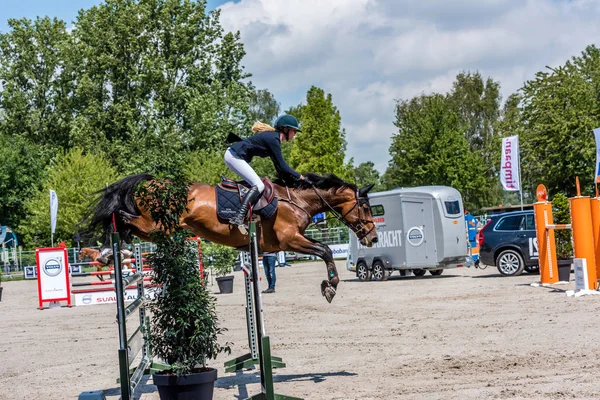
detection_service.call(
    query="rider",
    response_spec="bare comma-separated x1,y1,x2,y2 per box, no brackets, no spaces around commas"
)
224,114,311,227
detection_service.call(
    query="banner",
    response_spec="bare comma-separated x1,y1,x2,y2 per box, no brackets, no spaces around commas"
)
500,135,520,191
594,128,600,182
50,190,58,234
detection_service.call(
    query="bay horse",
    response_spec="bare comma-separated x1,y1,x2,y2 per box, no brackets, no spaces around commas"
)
84,172,378,302
78,247,133,281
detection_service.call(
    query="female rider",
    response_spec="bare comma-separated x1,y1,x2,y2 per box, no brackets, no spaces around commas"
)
224,114,310,227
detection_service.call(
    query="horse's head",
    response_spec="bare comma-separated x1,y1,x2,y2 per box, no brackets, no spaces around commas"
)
336,183,379,247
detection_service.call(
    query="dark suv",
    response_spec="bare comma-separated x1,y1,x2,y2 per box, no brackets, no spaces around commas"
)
479,210,539,276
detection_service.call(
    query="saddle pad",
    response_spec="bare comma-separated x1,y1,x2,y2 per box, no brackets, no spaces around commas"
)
216,186,278,221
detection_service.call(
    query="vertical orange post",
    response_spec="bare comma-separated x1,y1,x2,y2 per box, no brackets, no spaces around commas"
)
570,178,598,289
534,184,559,284
591,183,600,279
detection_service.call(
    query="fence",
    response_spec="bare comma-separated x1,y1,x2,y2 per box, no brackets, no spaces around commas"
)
3,241,157,279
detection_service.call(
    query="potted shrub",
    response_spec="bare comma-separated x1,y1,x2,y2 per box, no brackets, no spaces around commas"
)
553,193,573,282
137,177,231,399
203,241,238,294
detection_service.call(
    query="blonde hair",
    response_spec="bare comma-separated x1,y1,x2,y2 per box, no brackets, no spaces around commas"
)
252,121,276,133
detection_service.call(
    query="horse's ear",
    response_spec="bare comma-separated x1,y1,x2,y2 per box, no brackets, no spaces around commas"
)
359,184,375,197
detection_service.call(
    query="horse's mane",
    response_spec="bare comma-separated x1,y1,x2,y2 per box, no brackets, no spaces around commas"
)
273,172,357,192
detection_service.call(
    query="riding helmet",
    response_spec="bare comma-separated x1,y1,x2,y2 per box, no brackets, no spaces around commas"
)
274,114,302,132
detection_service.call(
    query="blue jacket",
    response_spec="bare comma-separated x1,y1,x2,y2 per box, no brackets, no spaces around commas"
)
230,131,301,180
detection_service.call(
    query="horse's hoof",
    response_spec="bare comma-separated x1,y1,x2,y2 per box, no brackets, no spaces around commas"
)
321,280,336,303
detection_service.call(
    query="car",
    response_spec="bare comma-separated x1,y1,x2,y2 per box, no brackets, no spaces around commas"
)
478,210,539,276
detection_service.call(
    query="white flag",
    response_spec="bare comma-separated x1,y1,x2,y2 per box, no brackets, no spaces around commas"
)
50,190,58,234
500,136,520,191
594,128,600,182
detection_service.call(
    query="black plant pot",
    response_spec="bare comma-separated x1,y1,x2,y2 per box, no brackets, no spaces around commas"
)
216,275,234,294
557,258,572,282
153,368,217,400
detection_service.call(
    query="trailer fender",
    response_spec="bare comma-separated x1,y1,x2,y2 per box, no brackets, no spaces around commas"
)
356,256,374,270
373,256,393,270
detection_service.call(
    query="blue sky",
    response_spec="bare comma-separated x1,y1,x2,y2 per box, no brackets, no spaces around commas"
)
0,0,233,32
2,1,599,174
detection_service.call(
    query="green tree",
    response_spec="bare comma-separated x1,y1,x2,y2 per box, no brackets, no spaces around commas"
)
0,17,73,148
0,134,49,228
248,88,280,124
520,45,600,197
19,148,119,248
69,0,252,174
387,93,489,210
289,86,353,180
353,161,384,192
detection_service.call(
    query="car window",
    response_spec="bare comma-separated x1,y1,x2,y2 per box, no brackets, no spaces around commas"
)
495,215,523,231
525,214,535,230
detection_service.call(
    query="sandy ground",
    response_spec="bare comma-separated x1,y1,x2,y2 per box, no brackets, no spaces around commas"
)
2,262,600,400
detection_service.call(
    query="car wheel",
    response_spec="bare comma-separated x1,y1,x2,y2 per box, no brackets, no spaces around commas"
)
356,261,371,282
372,261,389,281
430,269,443,276
413,269,426,277
496,250,526,276
525,266,539,274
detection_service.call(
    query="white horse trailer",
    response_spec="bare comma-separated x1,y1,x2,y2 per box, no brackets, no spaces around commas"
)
347,186,472,281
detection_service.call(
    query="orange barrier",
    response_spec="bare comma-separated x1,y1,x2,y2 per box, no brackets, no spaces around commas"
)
535,180,599,288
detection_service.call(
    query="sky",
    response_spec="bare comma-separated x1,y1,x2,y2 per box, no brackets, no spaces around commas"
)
2,0,600,173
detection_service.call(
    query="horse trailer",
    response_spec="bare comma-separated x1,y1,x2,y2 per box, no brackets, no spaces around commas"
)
347,186,473,281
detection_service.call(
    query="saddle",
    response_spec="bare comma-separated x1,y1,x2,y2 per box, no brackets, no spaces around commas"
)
215,177,278,221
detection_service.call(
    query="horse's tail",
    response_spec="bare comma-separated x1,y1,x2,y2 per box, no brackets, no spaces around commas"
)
81,173,154,245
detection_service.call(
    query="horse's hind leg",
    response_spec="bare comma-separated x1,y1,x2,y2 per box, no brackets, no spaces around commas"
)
285,233,339,303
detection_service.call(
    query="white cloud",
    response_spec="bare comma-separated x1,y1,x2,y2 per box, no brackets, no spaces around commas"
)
218,0,600,173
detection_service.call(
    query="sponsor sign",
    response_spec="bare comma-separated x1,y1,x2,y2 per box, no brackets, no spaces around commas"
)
528,237,539,259
36,247,71,308
574,258,589,290
328,243,349,259
358,229,402,249
500,135,520,191
406,226,424,247
73,287,160,307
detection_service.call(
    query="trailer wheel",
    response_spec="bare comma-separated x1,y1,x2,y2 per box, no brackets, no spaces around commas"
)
356,261,371,282
372,261,389,281
430,269,443,276
412,269,426,277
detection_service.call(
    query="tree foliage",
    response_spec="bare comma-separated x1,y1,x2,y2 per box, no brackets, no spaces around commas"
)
289,86,353,180
520,45,600,197
387,92,490,210
18,148,119,247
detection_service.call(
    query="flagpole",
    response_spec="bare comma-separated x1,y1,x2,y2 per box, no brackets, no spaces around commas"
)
518,139,523,211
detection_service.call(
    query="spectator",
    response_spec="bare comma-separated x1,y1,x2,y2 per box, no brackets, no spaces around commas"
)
262,252,277,294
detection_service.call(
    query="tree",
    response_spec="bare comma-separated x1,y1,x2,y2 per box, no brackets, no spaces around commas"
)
387,93,489,210
69,0,252,174
0,134,49,228
18,148,119,248
520,45,600,197
248,88,280,124
354,161,384,192
0,17,73,148
289,86,353,180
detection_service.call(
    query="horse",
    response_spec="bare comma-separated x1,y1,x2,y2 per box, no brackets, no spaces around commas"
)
83,172,379,302
78,247,133,281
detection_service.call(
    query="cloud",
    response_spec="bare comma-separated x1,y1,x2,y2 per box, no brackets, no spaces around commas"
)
218,0,600,173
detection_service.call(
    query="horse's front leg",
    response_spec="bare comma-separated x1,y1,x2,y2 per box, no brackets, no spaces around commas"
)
286,233,339,303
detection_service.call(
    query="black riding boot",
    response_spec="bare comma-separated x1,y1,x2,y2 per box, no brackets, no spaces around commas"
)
229,186,261,226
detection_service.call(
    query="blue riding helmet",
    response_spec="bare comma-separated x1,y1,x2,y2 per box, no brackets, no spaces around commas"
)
274,114,301,132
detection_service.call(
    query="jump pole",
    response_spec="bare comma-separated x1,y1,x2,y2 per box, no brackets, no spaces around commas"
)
244,219,303,400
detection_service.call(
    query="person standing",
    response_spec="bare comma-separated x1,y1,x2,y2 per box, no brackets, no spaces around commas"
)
262,252,277,293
